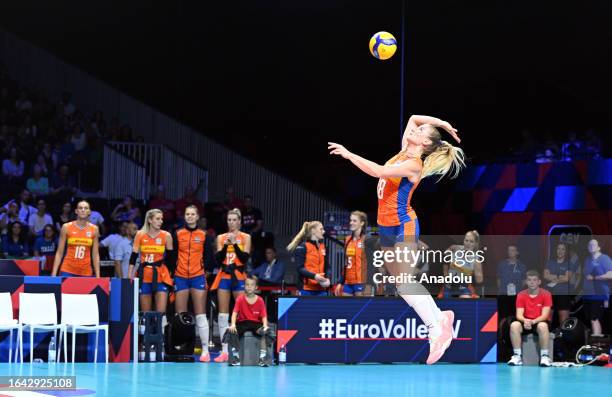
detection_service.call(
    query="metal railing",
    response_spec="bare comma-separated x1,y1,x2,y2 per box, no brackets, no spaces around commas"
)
104,142,208,202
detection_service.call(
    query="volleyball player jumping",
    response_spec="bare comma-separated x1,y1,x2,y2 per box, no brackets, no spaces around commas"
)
329,114,465,364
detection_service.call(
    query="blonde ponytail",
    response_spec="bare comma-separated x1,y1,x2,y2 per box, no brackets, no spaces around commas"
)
287,221,322,252
422,139,465,181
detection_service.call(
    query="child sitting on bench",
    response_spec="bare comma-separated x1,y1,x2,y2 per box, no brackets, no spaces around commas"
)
226,276,271,366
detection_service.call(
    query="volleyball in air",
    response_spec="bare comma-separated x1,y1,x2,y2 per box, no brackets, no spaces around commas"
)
369,31,397,60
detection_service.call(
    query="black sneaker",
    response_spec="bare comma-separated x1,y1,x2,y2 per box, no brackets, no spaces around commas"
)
258,356,269,367
229,355,241,366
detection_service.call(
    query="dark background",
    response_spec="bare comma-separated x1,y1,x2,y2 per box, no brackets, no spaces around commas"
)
1,0,610,211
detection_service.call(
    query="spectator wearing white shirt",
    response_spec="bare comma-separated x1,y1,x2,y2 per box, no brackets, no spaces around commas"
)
28,199,53,237
70,123,87,152
100,221,137,278
3,189,37,225
0,201,20,235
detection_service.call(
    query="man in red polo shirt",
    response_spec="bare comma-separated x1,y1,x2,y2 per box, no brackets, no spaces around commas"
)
508,270,553,367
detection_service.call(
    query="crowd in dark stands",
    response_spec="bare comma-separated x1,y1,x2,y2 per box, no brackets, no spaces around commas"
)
0,63,280,281
512,129,606,163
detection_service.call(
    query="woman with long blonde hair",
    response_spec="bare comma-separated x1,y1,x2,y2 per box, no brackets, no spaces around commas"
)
129,208,174,314
288,220,330,296
329,114,465,364
210,208,251,363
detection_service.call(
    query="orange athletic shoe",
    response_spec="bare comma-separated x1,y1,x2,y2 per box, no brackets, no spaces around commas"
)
426,310,454,365
214,352,228,363
199,353,210,363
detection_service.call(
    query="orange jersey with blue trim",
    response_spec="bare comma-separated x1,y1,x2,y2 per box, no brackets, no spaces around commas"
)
344,235,366,284
376,153,421,226
134,230,172,285
61,222,96,276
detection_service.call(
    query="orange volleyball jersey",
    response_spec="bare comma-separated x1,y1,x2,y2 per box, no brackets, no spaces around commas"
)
303,241,326,291
175,227,207,278
376,153,421,226
61,221,96,276
344,235,366,284
134,230,171,284
220,232,249,267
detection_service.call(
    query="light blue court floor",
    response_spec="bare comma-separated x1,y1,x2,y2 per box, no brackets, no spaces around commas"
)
0,363,611,397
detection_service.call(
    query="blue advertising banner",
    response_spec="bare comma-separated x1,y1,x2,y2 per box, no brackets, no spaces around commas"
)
277,297,497,363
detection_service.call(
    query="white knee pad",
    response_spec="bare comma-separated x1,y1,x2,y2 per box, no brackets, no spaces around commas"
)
218,313,229,326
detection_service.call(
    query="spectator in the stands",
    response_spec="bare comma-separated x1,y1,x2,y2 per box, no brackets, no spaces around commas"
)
242,195,269,266
562,132,584,161
174,185,204,218
50,164,77,199
91,110,106,137
70,123,87,152
40,142,58,172
250,247,285,286
223,186,244,212
88,208,106,237
55,201,75,231
58,135,75,165
242,196,263,234
101,221,136,278
59,91,76,116
149,185,175,227
111,195,141,226
2,221,30,259
26,164,49,197
0,201,20,235
27,199,53,238
2,146,24,182
34,154,50,177
2,189,37,225
34,224,57,275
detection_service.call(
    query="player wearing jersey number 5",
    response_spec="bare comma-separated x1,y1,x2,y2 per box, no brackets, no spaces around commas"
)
51,200,100,278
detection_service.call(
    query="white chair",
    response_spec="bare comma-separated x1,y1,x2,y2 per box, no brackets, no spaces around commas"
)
0,292,20,363
60,294,108,363
18,293,66,363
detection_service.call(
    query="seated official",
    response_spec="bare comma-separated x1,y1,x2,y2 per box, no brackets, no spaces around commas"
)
507,271,553,367
226,276,272,367
250,247,285,285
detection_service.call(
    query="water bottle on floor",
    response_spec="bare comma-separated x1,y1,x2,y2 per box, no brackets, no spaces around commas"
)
279,345,286,365
48,336,57,363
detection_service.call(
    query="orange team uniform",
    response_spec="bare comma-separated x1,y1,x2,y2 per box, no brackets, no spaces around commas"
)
344,235,367,285
60,222,96,276
377,153,421,245
210,232,249,290
174,227,207,278
134,231,173,287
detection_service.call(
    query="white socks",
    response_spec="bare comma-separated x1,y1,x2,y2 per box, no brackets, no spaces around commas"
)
196,314,209,354
399,293,442,338
218,313,229,354
513,348,522,356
